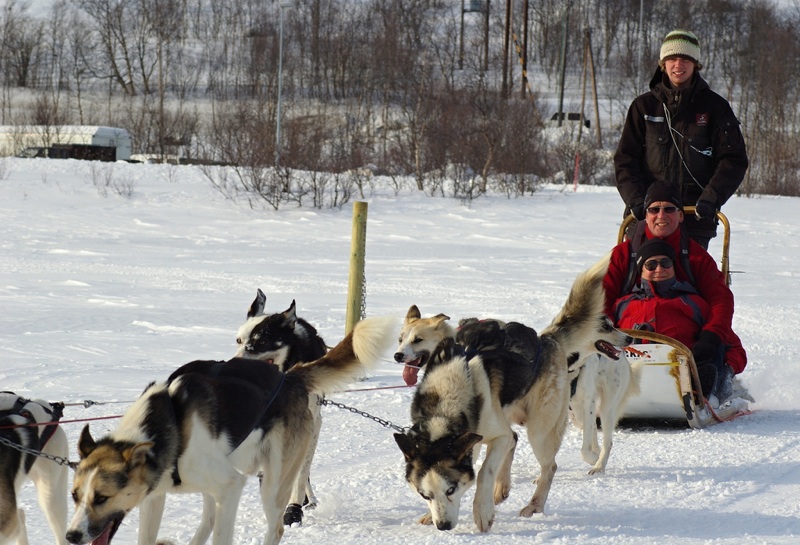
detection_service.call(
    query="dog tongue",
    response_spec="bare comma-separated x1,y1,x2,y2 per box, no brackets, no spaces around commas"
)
402,363,421,386
91,523,113,545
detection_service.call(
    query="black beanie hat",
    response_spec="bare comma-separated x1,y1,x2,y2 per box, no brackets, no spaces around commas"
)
636,238,677,271
644,181,683,209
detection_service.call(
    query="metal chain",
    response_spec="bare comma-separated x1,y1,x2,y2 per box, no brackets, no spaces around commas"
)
360,272,367,320
320,398,408,434
0,435,76,469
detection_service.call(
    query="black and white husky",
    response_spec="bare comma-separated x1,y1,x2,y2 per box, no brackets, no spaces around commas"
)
394,260,632,532
234,290,327,525
65,315,395,545
0,392,69,545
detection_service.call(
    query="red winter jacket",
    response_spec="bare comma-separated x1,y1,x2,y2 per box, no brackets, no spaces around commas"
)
603,226,735,348
614,279,746,373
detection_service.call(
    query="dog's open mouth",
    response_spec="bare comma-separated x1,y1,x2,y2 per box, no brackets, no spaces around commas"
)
406,356,423,369
595,340,622,360
91,516,122,545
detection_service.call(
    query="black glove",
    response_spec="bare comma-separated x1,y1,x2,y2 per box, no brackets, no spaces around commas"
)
695,200,716,220
631,203,645,221
692,330,724,366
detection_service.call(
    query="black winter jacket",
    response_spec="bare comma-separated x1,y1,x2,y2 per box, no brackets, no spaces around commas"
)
614,67,748,239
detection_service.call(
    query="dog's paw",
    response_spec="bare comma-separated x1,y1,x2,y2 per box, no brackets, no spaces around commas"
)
474,508,495,533
417,512,433,525
303,494,318,510
588,465,606,476
283,503,304,526
519,499,545,517
493,482,511,504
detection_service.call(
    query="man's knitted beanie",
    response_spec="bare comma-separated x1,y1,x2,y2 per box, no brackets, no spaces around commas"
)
659,30,701,64
644,181,683,209
636,238,677,271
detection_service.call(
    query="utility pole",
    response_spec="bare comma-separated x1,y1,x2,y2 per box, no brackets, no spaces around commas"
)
275,1,291,167
483,1,490,72
556,1,570,127
521,0,528,98
459,0,465,70
501,0,511,98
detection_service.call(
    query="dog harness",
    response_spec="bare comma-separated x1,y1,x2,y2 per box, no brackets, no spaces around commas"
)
0,392,64,472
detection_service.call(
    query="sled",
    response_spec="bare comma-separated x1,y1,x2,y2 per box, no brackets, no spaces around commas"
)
616,208,751,428
620,329,750,428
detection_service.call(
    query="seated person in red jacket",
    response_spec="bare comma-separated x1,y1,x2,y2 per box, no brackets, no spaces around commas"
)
614,238,745,406
603,181,737,368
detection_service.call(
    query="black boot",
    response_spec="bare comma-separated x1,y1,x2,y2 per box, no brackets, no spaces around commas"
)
713,365,734,404
696,363,717,399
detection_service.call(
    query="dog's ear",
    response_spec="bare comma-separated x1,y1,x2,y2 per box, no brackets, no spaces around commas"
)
282,300,298,329
394,433,417,461
405,305,421,323
122,442,155,469
453,432,483,464
247,289,267,318
432,313,451,328
77,424,97,459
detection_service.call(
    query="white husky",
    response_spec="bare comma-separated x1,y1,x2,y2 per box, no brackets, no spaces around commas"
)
569,354,642,474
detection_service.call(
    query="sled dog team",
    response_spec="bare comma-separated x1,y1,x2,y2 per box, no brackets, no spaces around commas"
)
3,260,640,545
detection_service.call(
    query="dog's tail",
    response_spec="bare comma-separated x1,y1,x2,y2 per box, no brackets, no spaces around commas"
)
289,315,396,395
628,360,644,398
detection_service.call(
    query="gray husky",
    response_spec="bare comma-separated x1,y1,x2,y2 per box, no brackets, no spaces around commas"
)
394,259,632,532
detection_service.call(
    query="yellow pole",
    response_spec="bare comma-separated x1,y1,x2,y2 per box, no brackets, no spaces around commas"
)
345,201,368,335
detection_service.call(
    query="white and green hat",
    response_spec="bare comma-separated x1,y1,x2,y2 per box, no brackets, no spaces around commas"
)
659,30,700,63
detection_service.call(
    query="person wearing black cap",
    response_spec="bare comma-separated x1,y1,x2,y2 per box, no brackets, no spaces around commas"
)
614,29,748,249
613,238,746,404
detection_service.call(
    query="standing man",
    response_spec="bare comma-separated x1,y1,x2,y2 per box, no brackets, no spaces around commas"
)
614,29,748,248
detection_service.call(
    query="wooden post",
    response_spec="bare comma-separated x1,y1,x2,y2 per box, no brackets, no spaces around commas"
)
578,27,589,143
345,201,368,335
586,27,603,146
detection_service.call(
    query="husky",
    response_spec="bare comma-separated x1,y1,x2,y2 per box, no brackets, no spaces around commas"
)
393,259,632,532
393,306,455,386
234,290,327,525
65,316,395,545
568,353,642,475
0,392,69,545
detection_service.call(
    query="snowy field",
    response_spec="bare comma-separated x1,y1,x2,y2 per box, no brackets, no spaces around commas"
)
1,157,799,545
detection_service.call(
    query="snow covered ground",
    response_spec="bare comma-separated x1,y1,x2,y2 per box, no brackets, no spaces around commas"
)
1,157,798,544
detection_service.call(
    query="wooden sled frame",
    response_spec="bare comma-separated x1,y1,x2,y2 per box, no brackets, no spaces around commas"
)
617,209,749,427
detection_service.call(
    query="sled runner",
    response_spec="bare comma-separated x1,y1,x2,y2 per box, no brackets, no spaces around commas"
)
616,208,751,428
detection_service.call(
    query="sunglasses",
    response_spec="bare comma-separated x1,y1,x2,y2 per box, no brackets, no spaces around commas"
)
646,206,680,215
643,258,674,271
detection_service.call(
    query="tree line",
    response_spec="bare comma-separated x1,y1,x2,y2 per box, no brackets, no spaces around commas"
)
1,0,798,207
